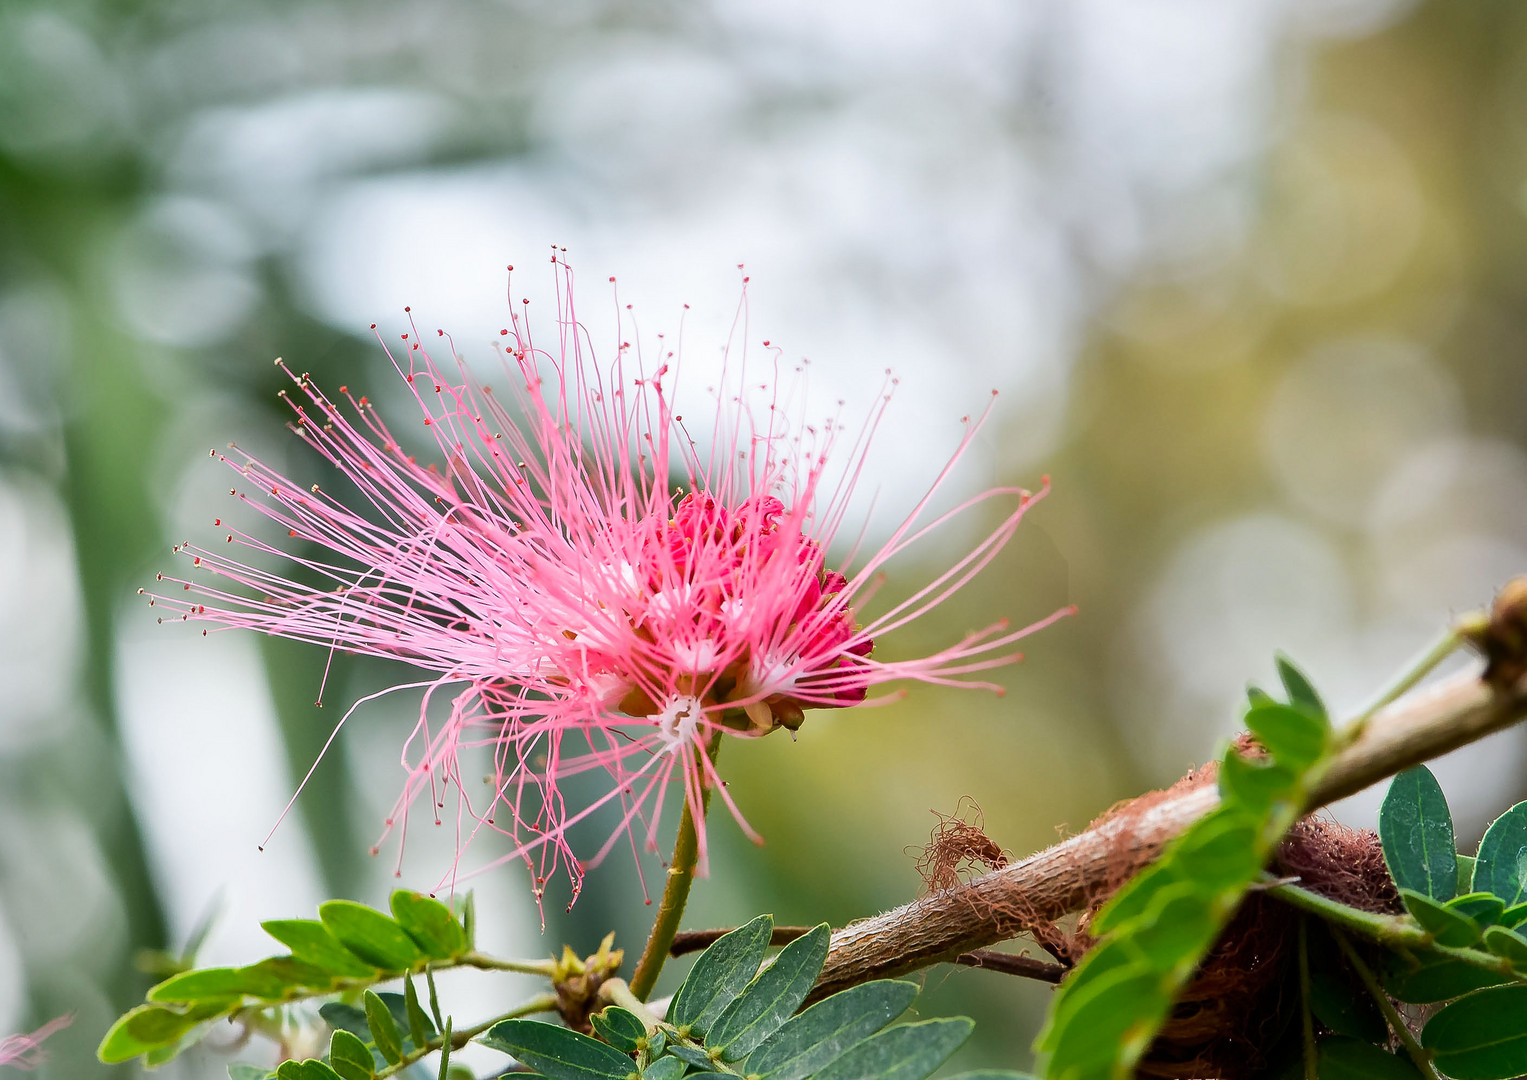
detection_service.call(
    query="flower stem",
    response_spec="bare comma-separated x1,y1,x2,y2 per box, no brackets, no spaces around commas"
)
630,735,723,1001
1331,928,1442,1080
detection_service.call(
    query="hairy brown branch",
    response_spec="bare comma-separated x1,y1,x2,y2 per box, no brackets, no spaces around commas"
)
669,926,814,957
809,664,1527,1002
955,949,1068,983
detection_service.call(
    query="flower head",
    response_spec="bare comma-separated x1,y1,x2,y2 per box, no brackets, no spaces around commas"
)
146,261,1069,908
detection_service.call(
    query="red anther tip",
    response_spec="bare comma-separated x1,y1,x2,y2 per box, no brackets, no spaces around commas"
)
507,264,514,270
500,329,509,335
609,276,615,282
370,846,380,856
763,340,770,346
1041,474,1051,484
401,333,408,340
404,306,411,312
257,846,264,852
437,329,443,336
338,386,347,393
370,323,377,329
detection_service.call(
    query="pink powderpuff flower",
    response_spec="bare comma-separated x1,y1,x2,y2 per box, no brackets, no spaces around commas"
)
144,260,1071,910
0,1015,72,1070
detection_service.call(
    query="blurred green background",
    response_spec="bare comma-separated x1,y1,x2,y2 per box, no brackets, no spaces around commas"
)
4,0,1527,1075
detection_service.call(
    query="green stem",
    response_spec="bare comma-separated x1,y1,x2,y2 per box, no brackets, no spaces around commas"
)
1345,617,1487,735
1298,918,1318,1080
596,977,664,1032
1331,928,1442,1080
1267,882,1519,978
459,951,559,976
629,736,723,1001
375,992,559,1079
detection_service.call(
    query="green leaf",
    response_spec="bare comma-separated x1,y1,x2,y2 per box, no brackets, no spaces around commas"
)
1091,810,1257,935
1316,1037,1424,1080
668,914,773,1036
1246,684,1278,709
1121,883,1223,975
149,965,288,1003
262,919,378,978
1501,902,1527,929
1219,753,1299,815
1384,949,1512,1003
437,1016,452,1080
1040,967,1168,1079
1459,854,1478,895
97,1004,202,1063
478,1018,639,1080
1308,972,1387,1043
943,1074,1041,1080
1482,925,1527,967
320,1002,372,1044
810,1018,973,1080
666,1044,720,1071
276,1062,344,1080
1448,892,1507,926
390,891,467,960
244,955,339,991
229,1066,274,1080
642,1058,686,1080
364,989,405,1065
329,1028,377,1080
1401,889,1482,946
1243,702,1329,770
404,974,433,1052
1379,766,1458,902
1475,802,1527,908
320,900,424,972
1276,654,1327,720
745,979,920,1080
590,1007,646,1053
1423,984,1527,1079
708,924,831,1060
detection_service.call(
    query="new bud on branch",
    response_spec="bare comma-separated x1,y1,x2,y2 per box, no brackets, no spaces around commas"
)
145,260,1069,906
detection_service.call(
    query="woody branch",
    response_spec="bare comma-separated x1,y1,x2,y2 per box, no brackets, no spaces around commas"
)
808,660,1527,1003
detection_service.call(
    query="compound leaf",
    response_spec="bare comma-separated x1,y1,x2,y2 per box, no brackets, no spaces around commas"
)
746,979,920,1080
811,1018,973,1080
668,914,773,1037
320,901,423,972
478,1018,636,1080
708,923,830,1060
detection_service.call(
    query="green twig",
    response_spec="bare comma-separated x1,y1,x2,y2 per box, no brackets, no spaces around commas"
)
1298,918,1318,1080
459,951,559,976
1331,928,1442,1080
629,735,723,1001
376,993,558,1079
1267,881,1519,978
1344,617,1488,736
596,977,664,1032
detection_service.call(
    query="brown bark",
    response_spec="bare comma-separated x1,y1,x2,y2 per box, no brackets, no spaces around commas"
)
809,665,1527,1002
